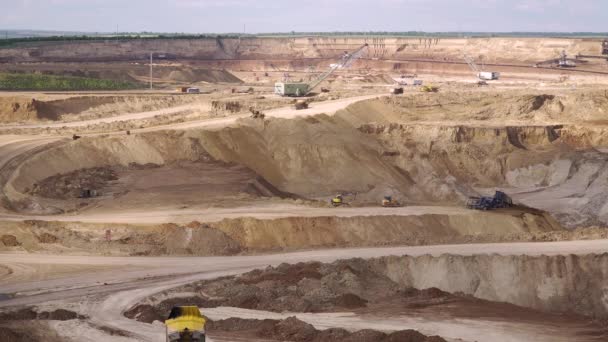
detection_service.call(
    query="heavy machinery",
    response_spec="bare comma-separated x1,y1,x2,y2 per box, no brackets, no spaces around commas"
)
331,194,347,207
535,50,577,68
420,84,439,93
274,44,368,97
381,196,402,207
249,107,265,119
79,189,98,198
463,53,500,83
466,191,513,210
165,306,206,342
390,87,404,95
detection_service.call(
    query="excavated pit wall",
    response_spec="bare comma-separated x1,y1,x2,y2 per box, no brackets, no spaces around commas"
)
0,37,602,63
373,253,608,318
6,113,608,209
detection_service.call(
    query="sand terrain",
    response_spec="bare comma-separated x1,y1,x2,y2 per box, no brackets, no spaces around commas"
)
1,36,608,342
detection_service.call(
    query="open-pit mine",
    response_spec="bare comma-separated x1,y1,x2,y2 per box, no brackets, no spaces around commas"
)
1,35,608,342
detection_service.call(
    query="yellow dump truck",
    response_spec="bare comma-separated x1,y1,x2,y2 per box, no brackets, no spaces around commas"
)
165,306,206,342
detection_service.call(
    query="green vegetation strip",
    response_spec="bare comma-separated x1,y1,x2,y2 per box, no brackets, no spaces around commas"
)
0,73,138,91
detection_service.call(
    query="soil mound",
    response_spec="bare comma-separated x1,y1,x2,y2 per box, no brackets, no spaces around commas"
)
138,254,608,321
137,260,454,315
207,317,447,342
0,235,20,247
0,308,82,321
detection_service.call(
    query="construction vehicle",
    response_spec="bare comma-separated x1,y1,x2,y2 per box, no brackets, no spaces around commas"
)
463,53,500,82
420,84,439,93
165,306,206,342
466,191,513,210
79,189,98,198
275,44,368,97
249,107,265,119
331,194,346,207
294,99,309,110
535,50,577,68
390,87,404,95
381,196,402,207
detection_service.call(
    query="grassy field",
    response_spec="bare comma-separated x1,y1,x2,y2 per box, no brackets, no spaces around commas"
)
0,73,138,91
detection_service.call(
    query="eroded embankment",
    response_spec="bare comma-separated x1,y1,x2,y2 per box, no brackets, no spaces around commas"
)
342,90,608,124
131,254,608,321
0,210,571,255
0,95,205,123
375,253,608,318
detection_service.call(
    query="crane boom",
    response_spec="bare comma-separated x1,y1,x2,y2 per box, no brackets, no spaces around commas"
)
305,44,368,95
274,44,368,97
463,53,480,73
463,52,500,81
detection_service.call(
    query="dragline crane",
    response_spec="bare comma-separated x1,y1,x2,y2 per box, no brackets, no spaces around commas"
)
463,53,500,82
274,44,368,97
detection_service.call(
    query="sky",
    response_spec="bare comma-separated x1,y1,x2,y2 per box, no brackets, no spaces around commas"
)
0,0,606,33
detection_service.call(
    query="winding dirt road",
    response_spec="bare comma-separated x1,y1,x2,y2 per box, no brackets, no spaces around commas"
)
2,239,608,341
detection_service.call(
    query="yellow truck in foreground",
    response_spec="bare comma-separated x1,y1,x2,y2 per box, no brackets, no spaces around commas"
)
165,306,206,342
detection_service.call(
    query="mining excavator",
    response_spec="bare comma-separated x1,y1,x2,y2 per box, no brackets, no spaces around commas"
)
165,306,206,342
466,191,513,210
275,44,368,97
331,192,358,207
381,196,402,207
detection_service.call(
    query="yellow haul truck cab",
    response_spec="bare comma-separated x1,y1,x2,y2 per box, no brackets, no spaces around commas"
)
165,306,206,342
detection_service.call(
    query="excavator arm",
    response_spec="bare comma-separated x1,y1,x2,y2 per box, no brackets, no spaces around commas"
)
304,44,368,95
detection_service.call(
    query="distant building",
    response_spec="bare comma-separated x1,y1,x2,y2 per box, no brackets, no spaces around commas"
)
603,40,608,55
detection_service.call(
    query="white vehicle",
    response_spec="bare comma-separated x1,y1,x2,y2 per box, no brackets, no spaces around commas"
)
186,87,200,94
478,71,500,81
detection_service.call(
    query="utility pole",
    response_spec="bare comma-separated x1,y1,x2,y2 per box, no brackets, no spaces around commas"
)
149,52,153,90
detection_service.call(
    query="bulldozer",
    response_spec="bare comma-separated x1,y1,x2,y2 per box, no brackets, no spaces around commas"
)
420,84,439,93
249,107,265,119
165,306,206,342
381,196,402,207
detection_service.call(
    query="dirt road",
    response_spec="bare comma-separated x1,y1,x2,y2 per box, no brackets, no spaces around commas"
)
0,204,473,224
0,94,380,131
